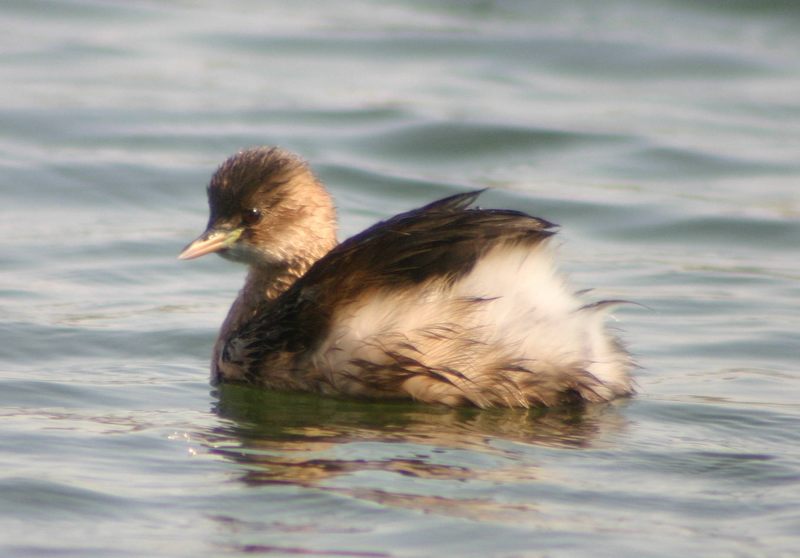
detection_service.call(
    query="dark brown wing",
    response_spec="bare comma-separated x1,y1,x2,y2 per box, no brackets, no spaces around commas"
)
301,189,556,290
228,190,556,372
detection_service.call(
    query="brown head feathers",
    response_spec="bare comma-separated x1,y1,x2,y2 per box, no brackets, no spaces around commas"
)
206,147,312,225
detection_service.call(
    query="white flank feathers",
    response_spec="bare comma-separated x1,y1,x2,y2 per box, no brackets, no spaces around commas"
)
311,241,632,407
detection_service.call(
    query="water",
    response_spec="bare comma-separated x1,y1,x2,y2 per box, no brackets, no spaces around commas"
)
2,1,799,556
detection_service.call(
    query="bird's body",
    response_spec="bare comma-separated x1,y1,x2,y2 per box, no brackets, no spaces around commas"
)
180,147,633,408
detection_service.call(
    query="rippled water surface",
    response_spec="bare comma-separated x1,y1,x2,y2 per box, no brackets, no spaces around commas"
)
2,1,799,556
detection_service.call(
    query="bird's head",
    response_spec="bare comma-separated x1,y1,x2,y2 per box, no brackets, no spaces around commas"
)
179,147,337,269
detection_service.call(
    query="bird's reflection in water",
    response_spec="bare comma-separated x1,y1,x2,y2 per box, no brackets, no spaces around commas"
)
206,385,628,521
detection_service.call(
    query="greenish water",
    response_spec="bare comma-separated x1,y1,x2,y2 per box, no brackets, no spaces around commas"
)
2,1,799,556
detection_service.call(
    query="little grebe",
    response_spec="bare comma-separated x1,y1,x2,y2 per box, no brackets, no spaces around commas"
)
180,147,634,407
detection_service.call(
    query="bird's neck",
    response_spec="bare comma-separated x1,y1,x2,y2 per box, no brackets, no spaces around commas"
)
221,241,335,331
239,257,319,318
249,263,297,302
211,254,328,376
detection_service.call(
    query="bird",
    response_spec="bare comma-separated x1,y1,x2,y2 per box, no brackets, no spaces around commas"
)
179,147,634,408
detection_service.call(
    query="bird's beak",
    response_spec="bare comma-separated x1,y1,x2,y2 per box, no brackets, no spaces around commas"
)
178,227,244,260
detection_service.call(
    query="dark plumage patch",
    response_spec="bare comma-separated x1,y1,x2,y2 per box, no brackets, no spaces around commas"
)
298,190,556,291
206,147,307,224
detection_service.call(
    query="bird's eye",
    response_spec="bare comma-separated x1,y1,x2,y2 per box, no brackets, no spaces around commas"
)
241,207,261,226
